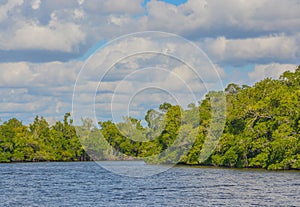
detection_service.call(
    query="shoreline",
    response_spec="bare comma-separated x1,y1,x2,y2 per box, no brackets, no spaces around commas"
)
1,160,299,172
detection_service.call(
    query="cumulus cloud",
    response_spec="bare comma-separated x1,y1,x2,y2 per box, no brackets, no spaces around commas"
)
204,34,299,64
82,0,144,14
1,0,300,122
1,0,299,63
0,62,33,87
0,61,83,122
72,33,226,124
0,0,23,22
31,0,41,10
0,61,81,87
0,19,86,52
148,0,300,37
248,63,298,82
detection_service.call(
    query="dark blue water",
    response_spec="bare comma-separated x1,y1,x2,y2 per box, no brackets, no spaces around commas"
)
0,161,299,207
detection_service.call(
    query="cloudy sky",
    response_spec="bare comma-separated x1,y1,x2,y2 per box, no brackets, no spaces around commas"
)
1,0,300,124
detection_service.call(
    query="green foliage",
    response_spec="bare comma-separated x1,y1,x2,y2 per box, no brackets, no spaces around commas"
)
99,104,183,161
211,66,300,170
0,113,87,162
1,66,300,170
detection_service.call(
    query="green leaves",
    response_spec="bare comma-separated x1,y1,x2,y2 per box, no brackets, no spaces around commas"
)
0,113,86,162
1,66,300,170
213,66,300,170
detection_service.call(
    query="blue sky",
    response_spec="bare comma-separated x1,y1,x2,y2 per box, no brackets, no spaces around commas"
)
0,0,299,124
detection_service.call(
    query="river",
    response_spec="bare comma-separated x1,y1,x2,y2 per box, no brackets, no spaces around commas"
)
0,161,299,206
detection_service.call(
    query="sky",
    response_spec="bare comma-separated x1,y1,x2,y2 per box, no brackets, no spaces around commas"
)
0,0,300,124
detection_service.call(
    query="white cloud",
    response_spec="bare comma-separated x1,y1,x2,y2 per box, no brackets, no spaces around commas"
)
1,0,299,64
1,102,40,113
248,63,298,82
145,0,208,33
204,34,299,63
71,32,226,123
0,62,33,86
1,0,300,122
0,19,85,52
0,61,82,87
31,0,41,10
0,94,56,120
82,0,144,14
0,0,23,22
33,61,82,85
0,61,83,122
77,0,85,6
73,9,85,20
145,0,300,37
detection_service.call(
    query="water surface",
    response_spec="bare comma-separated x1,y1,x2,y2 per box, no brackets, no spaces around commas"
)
0,161,299,206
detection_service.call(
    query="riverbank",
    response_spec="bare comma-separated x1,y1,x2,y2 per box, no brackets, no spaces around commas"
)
2,159,299,172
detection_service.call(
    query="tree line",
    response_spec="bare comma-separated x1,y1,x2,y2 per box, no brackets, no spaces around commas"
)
0,113,90,162
1,66,300,170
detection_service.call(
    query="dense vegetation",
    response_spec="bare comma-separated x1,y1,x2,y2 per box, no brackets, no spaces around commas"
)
0,113,89,162
1,67,300,170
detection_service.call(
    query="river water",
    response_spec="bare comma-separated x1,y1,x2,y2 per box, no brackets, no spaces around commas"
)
0,161,299,206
